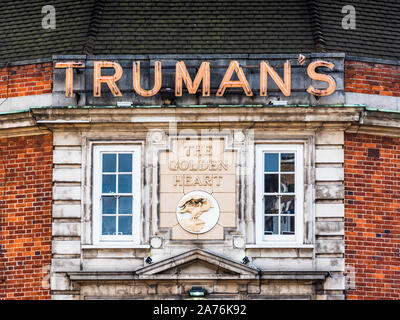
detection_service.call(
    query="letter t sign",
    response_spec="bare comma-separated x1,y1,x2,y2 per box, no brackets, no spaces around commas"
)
55,62,85,97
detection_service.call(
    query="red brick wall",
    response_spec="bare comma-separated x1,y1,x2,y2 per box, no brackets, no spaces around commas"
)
0,134,53,300
344,133,400,300
345,60,400,97
0,63,52,99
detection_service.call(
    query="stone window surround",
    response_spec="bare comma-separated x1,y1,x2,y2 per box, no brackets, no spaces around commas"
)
254,143,304,244
92,144,142,244
82,139,147,248
249,135,314,248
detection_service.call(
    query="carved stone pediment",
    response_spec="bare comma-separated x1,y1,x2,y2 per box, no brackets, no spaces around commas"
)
135,248,259,280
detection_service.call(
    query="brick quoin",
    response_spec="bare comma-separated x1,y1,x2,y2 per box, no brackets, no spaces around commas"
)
345,60,400,97
0,63,52,99
345,133,400,300
0,134,52,300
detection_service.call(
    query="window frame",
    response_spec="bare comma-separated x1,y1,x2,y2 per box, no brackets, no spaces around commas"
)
255,144,304,245
92,144,141,244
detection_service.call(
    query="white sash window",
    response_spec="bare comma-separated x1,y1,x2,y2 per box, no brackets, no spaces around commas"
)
92,145,141,244
255,144,304,244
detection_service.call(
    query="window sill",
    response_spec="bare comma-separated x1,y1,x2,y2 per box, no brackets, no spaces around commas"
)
246,244,314,249
82,244,150,249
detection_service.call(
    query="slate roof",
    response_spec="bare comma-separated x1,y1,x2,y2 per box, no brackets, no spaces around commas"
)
316,0,400,61
1,0,399,63
92,0,315,54
0,0,94,62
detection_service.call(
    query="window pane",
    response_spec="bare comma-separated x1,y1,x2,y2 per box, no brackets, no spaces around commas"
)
281,196,295,214
119,196,132,214
264,153,279,172
102,174,116,193
281,215,295,235
102,216,116,235
103,154,116,172
119,154,132,172
102,196,116,214
281,174,295,193
118,216,132,235
264,196,279,215
118,174,132,193
281,153,295,172
264,174,278,193
265,216,279,235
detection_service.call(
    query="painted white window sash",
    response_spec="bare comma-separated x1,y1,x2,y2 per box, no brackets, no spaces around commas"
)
255,144,304,245
92,145,141,244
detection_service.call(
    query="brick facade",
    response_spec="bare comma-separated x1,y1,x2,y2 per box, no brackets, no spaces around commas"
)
0,134,53,300
0,63,52,99
344,133,400,300
345,60,400,97
0,59,399,299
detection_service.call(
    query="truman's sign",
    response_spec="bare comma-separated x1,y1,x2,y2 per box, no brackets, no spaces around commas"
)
52,54,345,106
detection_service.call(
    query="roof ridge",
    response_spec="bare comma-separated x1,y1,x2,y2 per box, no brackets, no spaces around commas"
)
307,0,326,53
83,0,106,55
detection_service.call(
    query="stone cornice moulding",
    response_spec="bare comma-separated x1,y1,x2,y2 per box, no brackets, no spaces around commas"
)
30,106,361,129
346,125,400,137
66,270,329,282
1,107,400,138
0,111,51,137
66,248,328,282
135,248,260,277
